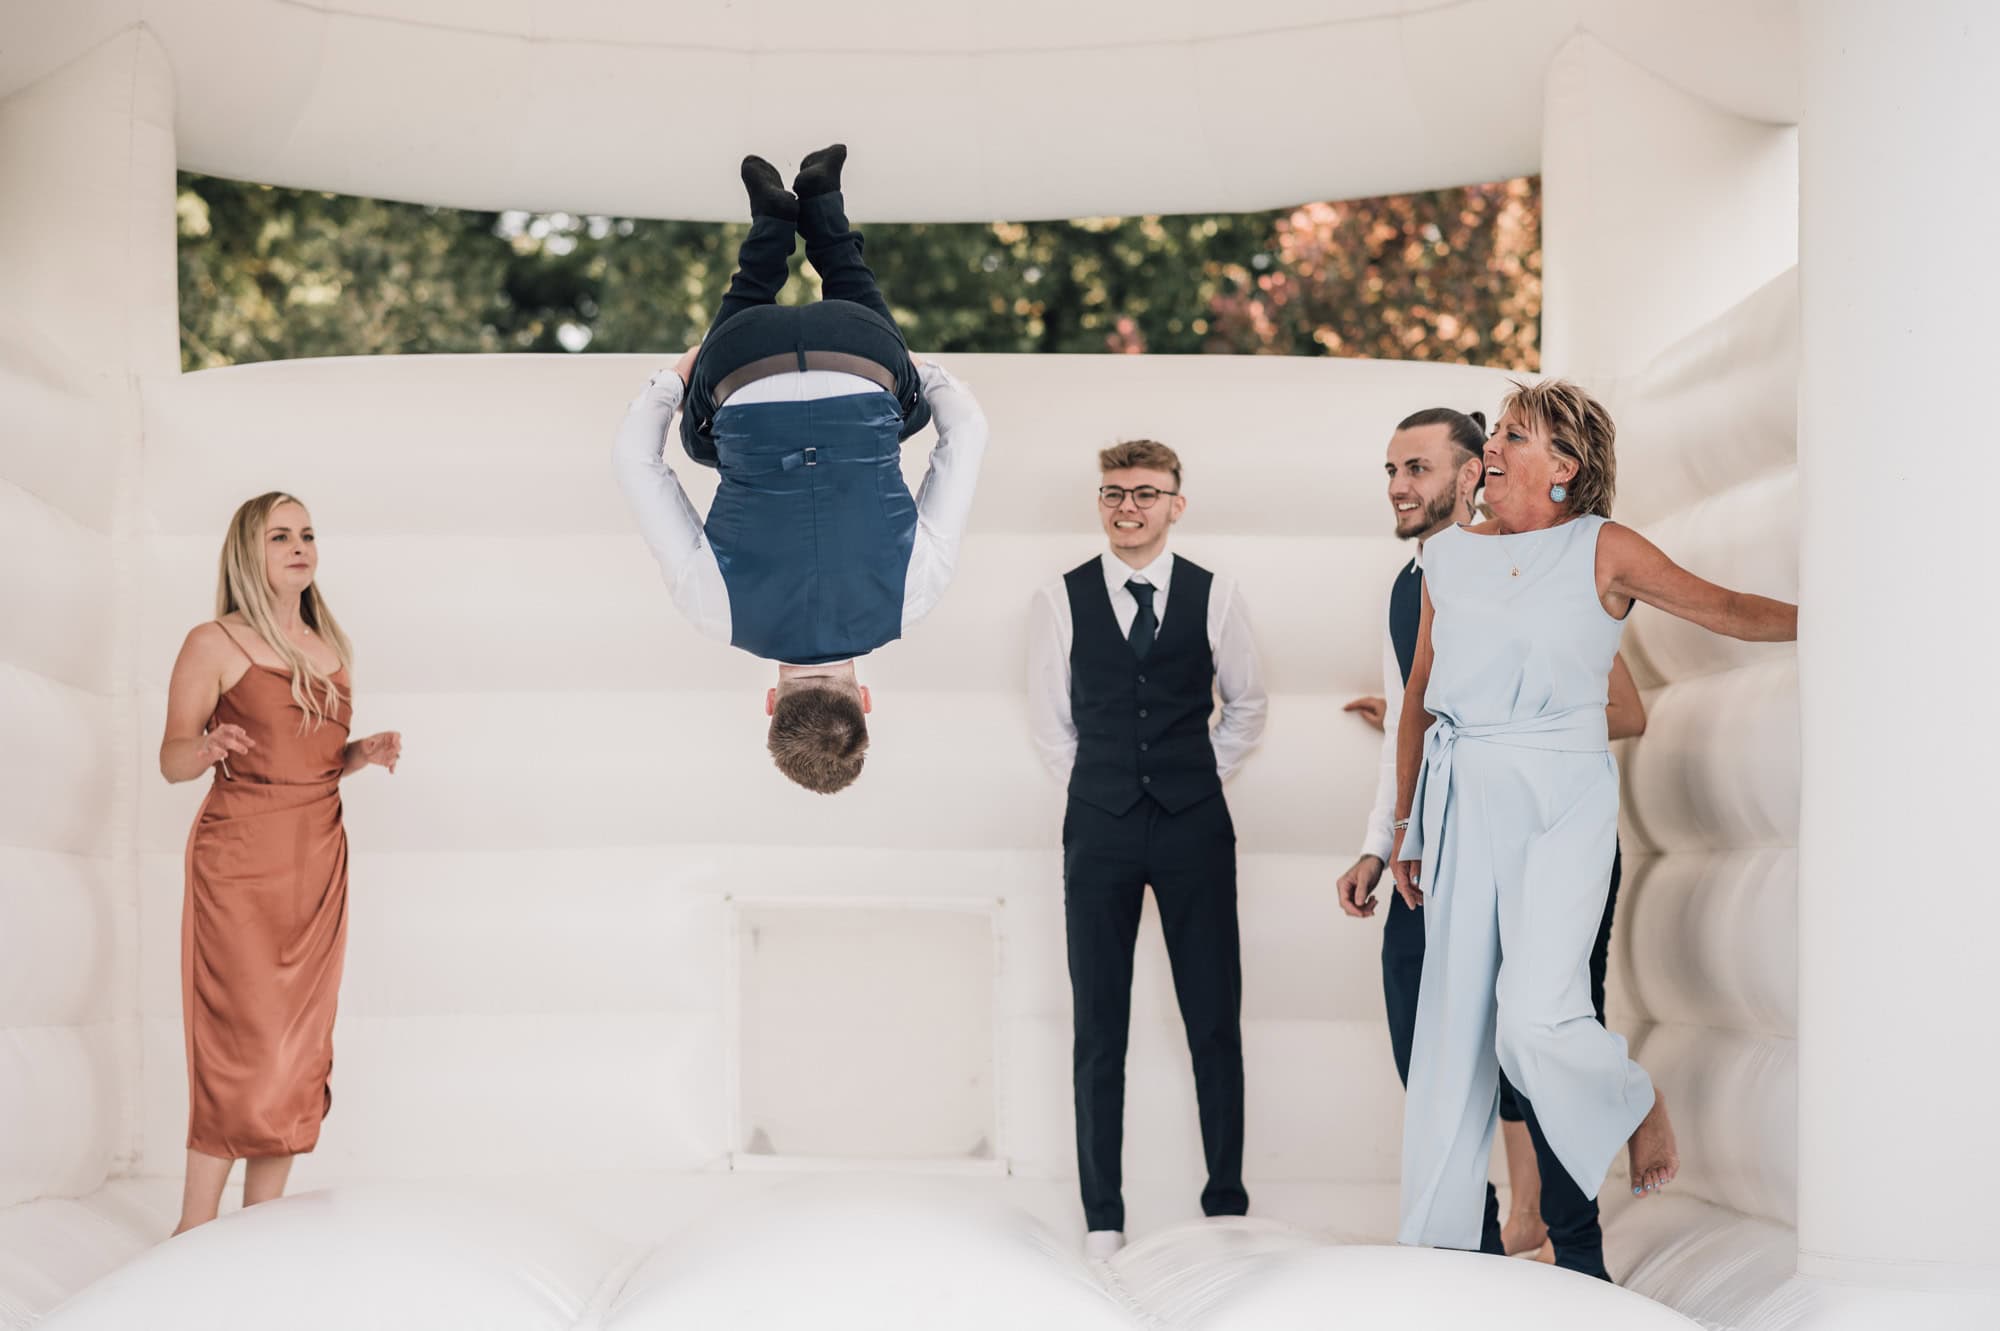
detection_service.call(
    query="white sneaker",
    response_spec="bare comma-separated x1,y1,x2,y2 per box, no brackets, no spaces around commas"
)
1083,1229,1125,1261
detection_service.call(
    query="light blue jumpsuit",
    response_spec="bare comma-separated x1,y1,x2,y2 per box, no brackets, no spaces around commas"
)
1395,516,1656,1250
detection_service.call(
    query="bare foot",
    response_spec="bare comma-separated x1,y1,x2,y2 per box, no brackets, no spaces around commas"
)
1503,1210,1548,1256
1627,1087,1680,1197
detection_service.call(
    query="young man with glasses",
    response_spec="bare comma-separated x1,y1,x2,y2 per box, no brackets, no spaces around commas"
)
1026,439,1267,1260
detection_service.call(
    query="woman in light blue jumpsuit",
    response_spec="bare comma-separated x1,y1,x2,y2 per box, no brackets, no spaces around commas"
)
1389,381,1796,1255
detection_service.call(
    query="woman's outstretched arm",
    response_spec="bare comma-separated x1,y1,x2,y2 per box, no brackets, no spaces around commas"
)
1599,522,1797,642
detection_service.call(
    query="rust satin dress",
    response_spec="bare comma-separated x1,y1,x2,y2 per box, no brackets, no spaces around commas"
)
182,629,351,1159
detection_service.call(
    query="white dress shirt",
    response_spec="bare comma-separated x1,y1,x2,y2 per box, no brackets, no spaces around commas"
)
1026,547,1269,787
611,361,989,656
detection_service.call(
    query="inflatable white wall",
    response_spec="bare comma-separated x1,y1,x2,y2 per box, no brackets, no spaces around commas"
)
5,4,2000,1329
1538,35,1803,1327
0,29,172,1321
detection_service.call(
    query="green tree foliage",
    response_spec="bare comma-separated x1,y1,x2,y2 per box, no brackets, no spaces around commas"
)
177,173,1539,372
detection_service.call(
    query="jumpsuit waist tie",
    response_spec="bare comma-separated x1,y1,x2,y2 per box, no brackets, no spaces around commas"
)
1398,707,1609,905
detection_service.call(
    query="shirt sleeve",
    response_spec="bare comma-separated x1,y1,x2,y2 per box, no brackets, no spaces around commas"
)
1209,578,1269,781
902,362,991,630
1025,583,1078,785
610,369,732,644
1360,616,1404,862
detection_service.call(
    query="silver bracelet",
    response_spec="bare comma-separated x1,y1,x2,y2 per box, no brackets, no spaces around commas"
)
1393,818,1410,830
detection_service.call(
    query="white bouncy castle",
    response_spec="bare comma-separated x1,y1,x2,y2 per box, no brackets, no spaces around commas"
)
1,2,1994,1328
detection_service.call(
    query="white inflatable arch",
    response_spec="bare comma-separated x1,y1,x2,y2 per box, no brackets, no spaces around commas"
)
2,2,1994,1328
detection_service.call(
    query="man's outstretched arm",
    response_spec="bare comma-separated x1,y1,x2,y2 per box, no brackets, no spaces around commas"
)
901,360,991,628
610,365,733,644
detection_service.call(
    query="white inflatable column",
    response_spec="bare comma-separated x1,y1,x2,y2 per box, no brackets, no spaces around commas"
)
0,24,176,1311
1798,1,2000,1319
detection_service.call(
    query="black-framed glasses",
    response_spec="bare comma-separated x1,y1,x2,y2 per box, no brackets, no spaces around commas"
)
1098,485,1179,509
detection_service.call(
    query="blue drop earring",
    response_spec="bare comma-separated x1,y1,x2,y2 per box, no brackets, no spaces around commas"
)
1549,483,1568,503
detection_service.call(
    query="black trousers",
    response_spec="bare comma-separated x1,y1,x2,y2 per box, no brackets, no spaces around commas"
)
680,191,929,466
1063,792,1247,1233
1383,843,1623,1277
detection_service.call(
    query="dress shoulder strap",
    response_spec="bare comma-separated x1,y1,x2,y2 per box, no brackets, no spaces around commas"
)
212,621,259,667
1574,513,1613,562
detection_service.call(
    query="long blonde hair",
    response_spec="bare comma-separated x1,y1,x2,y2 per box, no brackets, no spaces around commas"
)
216,492,354,729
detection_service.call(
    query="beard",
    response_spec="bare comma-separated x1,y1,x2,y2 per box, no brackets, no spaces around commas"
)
1396,485,1462,539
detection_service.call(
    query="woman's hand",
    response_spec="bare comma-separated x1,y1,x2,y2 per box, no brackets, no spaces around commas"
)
352,731,402,774
191,724,254,768
1389,826,1424,909
673,346,699,387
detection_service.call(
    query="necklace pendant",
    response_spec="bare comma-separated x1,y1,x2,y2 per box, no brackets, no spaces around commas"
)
1511,567,1520,577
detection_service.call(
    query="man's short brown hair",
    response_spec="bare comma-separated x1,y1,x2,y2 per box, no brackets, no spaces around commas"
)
768,685,869,794
1098,439,1182,487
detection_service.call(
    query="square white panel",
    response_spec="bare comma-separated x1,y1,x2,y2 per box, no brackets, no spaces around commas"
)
735,902,997,1164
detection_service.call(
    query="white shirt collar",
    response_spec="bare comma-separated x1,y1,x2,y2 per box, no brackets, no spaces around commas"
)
1101,546,1175,597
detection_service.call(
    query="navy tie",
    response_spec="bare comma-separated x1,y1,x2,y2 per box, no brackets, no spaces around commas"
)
1126,579,1157,660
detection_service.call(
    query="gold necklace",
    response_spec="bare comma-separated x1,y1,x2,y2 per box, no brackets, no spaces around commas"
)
1495,516,1574,576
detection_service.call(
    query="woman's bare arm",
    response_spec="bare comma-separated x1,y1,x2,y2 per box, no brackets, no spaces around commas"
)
1599,522,1797,642
1389,585,1437,906
160,625,252,783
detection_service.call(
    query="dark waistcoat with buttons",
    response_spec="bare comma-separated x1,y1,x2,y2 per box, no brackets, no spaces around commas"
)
1389,557,1422,685
1063,556,1222,816
704,391,916,665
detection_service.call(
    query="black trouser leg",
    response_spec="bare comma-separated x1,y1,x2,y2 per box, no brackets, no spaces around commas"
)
1386,889,1503,1252
1149,796,1247,1218
708,212,797,336
1521,1096,1608,1279
1590,844,1622,1022
797,190,929,440
1382,891,1424,1086
1494,1066,1530,1257
1063,799,1147,1233
1479,1184,1506,1255
680,213,800,466
798,190,895,326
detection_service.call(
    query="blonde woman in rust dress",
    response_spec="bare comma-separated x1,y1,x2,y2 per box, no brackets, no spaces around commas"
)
159,492,401,1235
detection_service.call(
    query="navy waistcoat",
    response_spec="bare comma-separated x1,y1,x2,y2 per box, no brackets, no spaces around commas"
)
1064,557,1222,816
1389,557,1422,685
704,390,916,665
